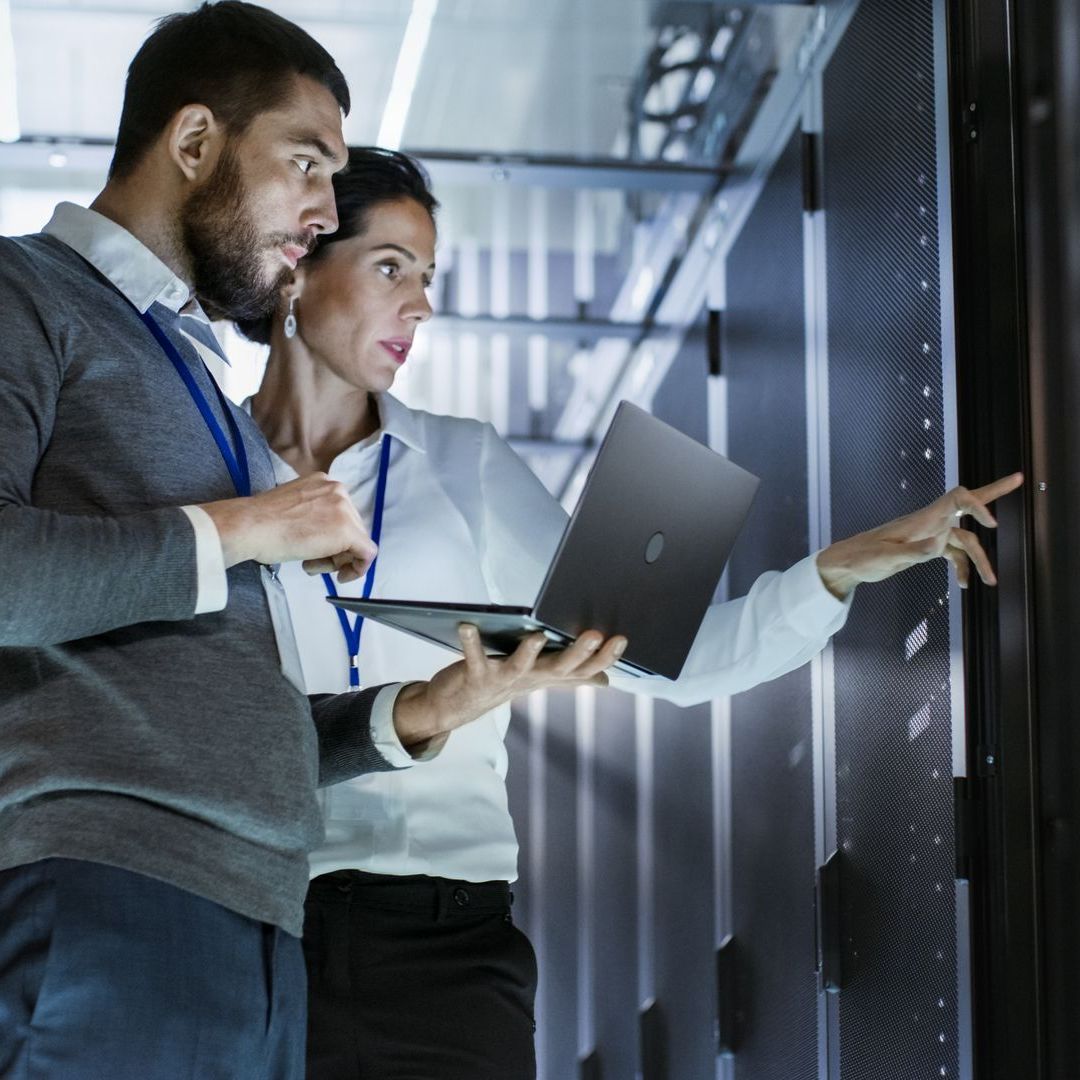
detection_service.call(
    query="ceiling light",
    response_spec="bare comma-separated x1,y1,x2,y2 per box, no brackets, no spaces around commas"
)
377,0,439,150
631,266,655,313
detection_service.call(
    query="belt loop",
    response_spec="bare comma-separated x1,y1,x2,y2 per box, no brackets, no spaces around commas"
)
434,878,452,922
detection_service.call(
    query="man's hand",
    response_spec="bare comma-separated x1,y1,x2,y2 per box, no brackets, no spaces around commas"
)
816,472,1024,600
392,624,628,752
198,473,377,582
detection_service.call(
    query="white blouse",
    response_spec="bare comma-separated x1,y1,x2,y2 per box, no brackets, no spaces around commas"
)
270,393,850,883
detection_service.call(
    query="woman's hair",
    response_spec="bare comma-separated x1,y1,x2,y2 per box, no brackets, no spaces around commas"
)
236,146,439,344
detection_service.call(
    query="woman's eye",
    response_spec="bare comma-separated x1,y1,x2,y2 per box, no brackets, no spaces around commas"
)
378,262,399,279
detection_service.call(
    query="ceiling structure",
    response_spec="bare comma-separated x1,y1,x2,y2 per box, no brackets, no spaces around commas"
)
0,0,842,500
8,0,653,156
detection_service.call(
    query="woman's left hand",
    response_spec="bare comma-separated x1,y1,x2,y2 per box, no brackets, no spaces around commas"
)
815,472,1024,599
391,624,627,751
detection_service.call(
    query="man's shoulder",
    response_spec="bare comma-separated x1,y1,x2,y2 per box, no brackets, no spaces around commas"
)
0,232,87,290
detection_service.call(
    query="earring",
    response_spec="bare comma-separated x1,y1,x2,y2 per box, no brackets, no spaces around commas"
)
283,296,298,339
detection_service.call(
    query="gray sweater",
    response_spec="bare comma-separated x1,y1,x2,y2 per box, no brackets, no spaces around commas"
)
0,232,398,936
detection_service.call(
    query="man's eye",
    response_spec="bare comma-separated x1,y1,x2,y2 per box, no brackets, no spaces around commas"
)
296,159,314,174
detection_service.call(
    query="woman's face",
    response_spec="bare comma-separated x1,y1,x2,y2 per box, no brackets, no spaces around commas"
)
293,195,436,392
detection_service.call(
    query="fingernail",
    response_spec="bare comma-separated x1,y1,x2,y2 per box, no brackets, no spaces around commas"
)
585,637,600,652
613,639,627,657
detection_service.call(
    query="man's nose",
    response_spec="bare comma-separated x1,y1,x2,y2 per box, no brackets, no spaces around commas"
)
306,179,339,236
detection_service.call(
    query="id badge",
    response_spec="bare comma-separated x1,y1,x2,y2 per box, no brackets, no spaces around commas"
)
260,564,307,694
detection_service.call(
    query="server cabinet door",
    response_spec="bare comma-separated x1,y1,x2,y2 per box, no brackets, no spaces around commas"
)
724,126,819,1080
821,1,968,1077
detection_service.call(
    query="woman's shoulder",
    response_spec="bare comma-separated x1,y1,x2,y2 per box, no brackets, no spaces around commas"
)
384,394,491,451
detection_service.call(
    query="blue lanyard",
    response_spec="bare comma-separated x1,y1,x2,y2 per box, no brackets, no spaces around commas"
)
322,433,393,687
141,311,252,497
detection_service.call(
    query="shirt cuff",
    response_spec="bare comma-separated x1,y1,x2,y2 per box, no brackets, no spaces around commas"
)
780,552,854,637
180,505,228,615
369,683,446,766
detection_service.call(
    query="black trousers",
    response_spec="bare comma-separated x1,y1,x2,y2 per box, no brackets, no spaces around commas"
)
303,871,538,1080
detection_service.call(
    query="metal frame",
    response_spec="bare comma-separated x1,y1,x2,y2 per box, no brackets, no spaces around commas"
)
932,0,976,1075
801,63,840,1080
1011,0,1080,1075
945,0,1043,1076
0,137,725,193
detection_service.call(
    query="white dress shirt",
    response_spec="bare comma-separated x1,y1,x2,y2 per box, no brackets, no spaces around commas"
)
271,393,852,883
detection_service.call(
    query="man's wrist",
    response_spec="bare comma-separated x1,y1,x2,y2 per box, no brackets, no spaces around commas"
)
195,497,248,569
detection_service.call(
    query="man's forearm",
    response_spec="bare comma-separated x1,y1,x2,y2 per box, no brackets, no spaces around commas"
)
0,503,200,646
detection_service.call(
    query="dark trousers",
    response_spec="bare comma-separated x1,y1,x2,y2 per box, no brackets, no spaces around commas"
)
0,858,306,1080
304,871,538,1080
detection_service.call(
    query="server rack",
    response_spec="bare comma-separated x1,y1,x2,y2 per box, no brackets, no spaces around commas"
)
507,0,1057,1076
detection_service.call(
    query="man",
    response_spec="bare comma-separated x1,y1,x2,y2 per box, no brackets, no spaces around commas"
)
0,5,621,1078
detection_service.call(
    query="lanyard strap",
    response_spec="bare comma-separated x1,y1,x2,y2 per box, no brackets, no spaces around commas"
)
322,433,393,687
141,311,252,498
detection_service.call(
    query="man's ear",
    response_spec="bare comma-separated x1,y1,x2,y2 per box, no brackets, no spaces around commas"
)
166,104,223,182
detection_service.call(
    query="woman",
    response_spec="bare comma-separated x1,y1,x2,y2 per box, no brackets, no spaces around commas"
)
242,148,1007,1079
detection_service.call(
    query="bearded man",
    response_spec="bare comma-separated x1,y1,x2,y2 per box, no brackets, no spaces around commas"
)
0,5,624,1077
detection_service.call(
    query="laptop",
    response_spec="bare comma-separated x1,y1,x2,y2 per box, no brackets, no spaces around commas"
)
329,401,760,681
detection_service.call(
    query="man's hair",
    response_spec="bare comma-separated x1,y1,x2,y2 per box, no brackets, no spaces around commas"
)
237,146,439,345
109,1,350,180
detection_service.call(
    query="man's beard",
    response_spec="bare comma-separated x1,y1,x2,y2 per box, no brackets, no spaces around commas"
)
181,145,307,322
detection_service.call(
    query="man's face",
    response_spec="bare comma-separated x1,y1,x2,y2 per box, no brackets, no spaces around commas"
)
181,74,347,321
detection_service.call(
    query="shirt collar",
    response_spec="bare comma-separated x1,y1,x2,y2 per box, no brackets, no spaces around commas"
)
43,201,194,315
376,393,427,455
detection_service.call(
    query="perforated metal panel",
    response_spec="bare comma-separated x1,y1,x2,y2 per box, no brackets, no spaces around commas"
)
535,689,581,1080
725,127,819,1080
823,2,960,1076
590,688,640,1080
650,697,717,1080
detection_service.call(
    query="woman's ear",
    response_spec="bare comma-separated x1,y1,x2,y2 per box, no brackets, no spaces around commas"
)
166,104,223,182
285,264,307,305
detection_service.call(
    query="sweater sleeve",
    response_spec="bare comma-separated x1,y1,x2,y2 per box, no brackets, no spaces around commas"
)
309,685,408,786
0,255,200,646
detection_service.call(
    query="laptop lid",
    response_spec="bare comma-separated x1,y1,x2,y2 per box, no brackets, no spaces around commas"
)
532,401,760,680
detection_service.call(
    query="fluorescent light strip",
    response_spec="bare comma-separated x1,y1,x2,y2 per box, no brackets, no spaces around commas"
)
377,0,439,150
527,187,548,320
0,0,20,143
490,183,511,318
573,189,595,304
